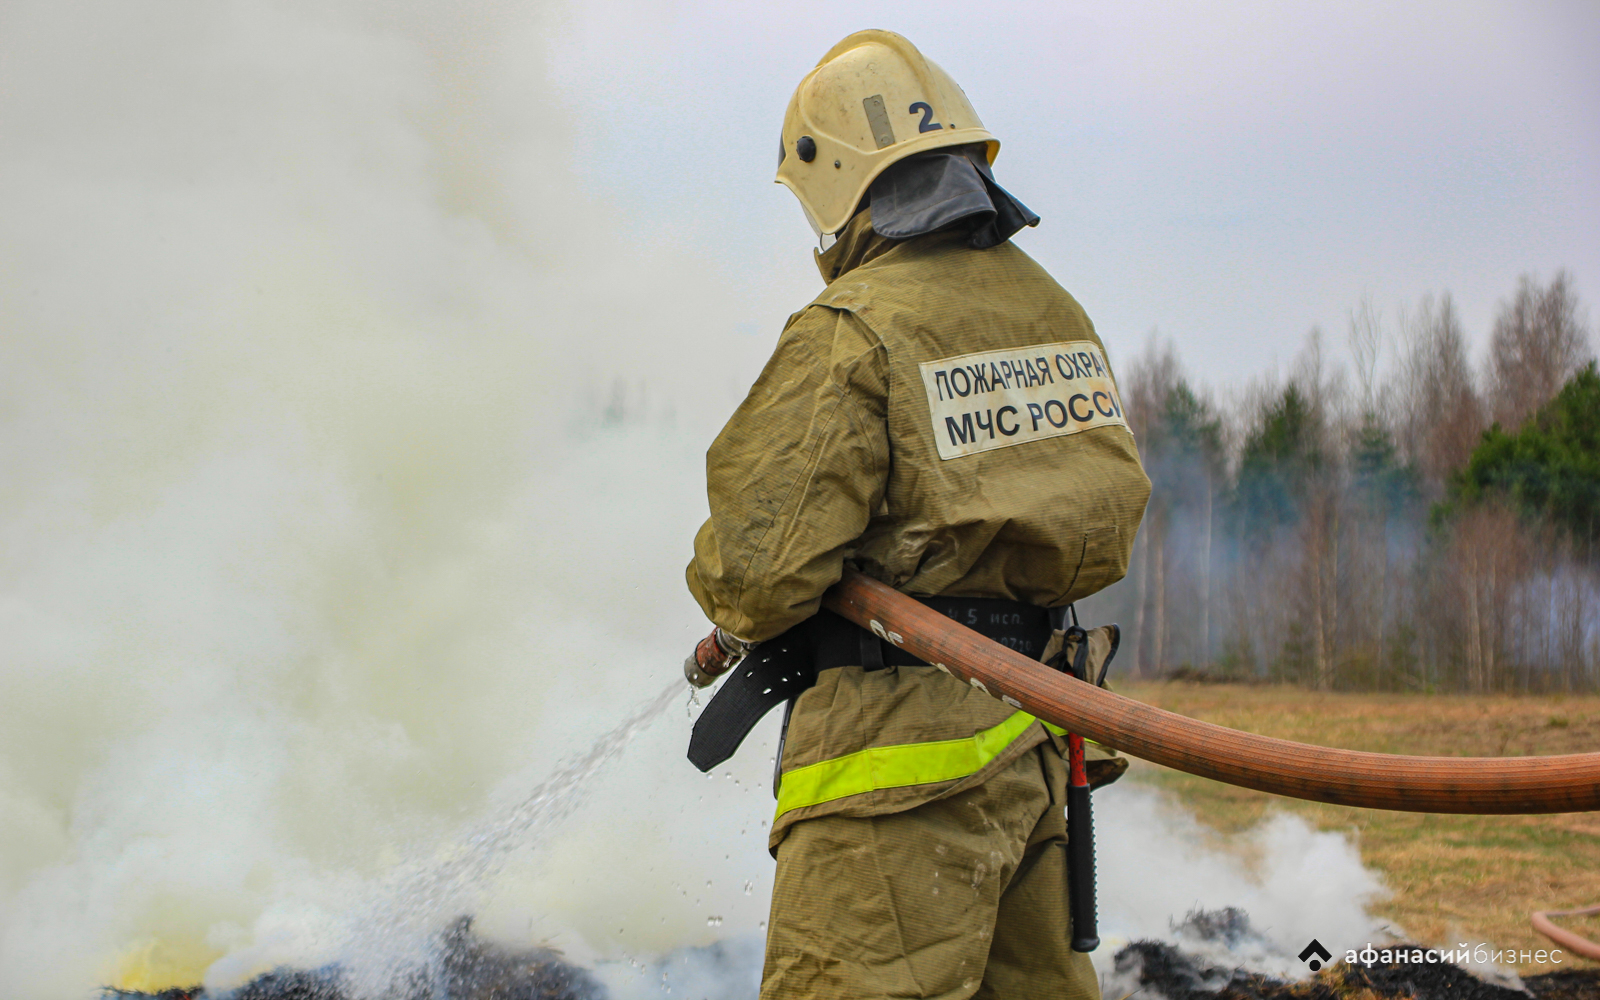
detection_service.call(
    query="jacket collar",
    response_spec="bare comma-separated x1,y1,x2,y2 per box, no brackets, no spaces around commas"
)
814,208,901,283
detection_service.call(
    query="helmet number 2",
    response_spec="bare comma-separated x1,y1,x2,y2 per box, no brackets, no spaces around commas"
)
908,101,943,133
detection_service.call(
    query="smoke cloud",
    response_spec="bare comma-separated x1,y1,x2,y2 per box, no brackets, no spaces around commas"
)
1093,783,1387,980
0,2,1386,996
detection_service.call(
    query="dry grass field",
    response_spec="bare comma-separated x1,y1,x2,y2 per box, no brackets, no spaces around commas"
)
1114,681,1600,977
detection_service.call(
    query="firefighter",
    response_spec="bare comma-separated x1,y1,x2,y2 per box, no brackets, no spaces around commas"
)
684,30,1150,1000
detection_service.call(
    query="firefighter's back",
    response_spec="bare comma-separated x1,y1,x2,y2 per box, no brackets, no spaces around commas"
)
813,225,1149,608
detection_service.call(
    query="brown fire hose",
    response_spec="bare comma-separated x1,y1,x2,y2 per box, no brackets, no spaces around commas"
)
822,569,1600,814
1532,905,1600,960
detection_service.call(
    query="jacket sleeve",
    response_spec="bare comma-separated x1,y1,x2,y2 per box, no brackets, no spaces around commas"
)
686,306,889,641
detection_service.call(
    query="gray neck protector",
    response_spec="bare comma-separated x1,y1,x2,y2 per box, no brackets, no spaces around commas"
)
867,146,1040,249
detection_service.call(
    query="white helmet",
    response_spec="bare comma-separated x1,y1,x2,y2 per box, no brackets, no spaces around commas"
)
777,30,998,238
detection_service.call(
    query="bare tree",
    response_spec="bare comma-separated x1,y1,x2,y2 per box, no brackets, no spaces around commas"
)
1348,296,1383,415
1439,504,1534,693
1293,327,1346,434
1485,271,1593,430
1121,334,1177,676
1394,292,1482,490
1122,331,1183,442
1291,332,1345,689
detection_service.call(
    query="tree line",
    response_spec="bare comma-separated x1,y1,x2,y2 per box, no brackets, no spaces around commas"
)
1092,271,1598,692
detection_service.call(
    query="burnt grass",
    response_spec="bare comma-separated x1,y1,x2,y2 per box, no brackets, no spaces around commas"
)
1115,938,1598,999
103,918,605,1000
1112,907,1598,1000
102,911,1599,1000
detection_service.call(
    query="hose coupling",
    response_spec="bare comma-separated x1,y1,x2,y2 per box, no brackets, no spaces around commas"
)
684,628,753,688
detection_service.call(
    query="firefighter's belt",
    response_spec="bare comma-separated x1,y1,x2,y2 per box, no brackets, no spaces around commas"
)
686,597,1051,773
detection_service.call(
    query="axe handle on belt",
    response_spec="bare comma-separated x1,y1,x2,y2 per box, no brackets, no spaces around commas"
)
1061,627,1100,953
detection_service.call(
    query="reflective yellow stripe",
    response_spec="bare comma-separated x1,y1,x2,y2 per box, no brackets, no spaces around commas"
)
775,710,1039,819
1041,721,1105,746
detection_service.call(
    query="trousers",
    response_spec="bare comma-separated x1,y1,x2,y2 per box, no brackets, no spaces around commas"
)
760,740,1101,1000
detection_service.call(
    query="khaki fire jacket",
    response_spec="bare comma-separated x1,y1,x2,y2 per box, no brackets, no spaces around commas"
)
687,209,1150,849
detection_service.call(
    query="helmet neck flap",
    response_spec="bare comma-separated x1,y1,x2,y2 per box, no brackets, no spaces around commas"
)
866,146,1039,249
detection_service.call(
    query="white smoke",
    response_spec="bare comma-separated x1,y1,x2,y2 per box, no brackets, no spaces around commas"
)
0,0,775,993
1094,782,1389,981
0,1,1388,996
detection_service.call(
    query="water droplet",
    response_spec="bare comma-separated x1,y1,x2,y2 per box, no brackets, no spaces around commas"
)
743,879,755,895
706,915,724,927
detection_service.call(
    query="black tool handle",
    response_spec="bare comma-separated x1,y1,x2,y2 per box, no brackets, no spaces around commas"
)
1066,764,1099,952
1058,627,1100,952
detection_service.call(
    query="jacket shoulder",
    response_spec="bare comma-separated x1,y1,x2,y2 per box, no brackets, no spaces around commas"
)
810,236,1087,336
814,236,1069,303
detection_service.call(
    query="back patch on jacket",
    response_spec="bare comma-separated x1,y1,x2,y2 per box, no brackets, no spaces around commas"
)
919,341,1129,460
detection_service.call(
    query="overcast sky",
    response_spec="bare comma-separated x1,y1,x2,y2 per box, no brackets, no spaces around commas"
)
545,0,1600,390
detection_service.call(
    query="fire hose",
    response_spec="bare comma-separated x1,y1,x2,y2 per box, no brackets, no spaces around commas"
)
822,568,1600,814
1531,906,1600,961
820,569,1600,955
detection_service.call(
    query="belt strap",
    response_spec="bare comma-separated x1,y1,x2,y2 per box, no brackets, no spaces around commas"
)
686,595,1055,773
686,629,815,773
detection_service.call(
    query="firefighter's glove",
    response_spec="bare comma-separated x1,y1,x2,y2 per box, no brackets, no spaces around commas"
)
684,628,752,688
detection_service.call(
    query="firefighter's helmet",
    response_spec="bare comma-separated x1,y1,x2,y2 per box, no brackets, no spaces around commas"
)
777,30,997,237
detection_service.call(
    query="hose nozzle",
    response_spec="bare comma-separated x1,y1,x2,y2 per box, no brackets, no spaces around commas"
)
684,628,752,688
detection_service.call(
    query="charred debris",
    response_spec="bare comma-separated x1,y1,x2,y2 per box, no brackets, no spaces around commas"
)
1112,909,1596,1000
103,917,604,1000
1114,938,1593,1000
105,910,1596,1000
